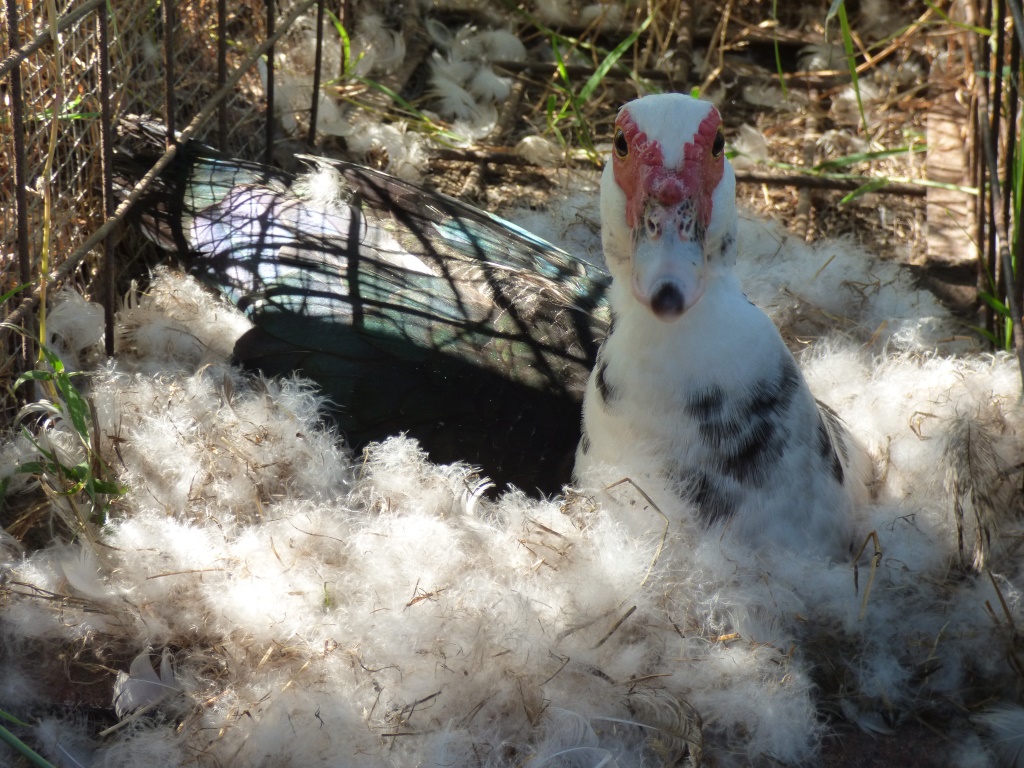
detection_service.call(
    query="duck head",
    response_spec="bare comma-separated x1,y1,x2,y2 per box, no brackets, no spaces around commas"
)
600,94,738,321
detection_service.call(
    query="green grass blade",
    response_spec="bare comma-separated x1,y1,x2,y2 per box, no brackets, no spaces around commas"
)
838,178,891,204
551,34,570,85
38,347,91,442
969,324,1000,346
13,369,55,389
0,709,31,728
835,1,869,134
771,0,788,98
546,93,566,147
87,476,126,497
979,289,1010,317
325,9,353,72
1013,108,1022,257
15,461,48,475
814,145,927,171
551,36,574,122
922,0,991,34
0,282,32,304
577,15,652,104
353,78,423,119
0,722,58,768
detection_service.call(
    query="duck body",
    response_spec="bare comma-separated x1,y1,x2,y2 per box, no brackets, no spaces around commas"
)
578,271,863,555
116,117,609,495
576,94,870,557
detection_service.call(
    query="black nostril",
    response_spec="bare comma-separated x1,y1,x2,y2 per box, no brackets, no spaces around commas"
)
651,283,685,320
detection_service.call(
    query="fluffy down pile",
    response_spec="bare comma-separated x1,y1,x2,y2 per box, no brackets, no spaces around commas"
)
265,7,571,179
2,205,1024,767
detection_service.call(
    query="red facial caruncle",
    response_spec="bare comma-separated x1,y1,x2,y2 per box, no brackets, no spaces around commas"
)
611,106,726,234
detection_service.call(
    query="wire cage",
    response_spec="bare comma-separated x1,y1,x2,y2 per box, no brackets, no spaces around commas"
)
0,0,328,425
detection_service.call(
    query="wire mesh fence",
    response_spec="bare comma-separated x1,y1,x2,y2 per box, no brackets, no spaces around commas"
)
1,0,325,424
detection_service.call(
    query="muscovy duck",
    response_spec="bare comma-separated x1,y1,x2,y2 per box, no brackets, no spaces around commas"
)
115,117,609,495
575,93,872,557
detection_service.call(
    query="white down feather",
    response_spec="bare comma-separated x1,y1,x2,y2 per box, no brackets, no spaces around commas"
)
1,193,1023,768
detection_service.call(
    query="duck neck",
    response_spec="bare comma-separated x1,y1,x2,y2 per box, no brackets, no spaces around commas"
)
604,269,780,395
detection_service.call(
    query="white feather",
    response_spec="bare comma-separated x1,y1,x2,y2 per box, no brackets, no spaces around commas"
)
579,3,625,29
353,13,405,74
33,717,95,768
425,18,453,50
60,546,113,600
977,704,1024,767
430,53,475,86
728,124,769,169
515,134,563,166
831,80,884,129
532,0,573,25
450,104,499,143
467,65,512,104
429,70,478,121
798,42,845,72
45,289,104,370
740,83,808,109
113,649,182,719
474,29,527,61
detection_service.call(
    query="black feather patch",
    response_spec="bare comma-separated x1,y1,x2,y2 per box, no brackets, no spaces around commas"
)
747,356,800,420
720,419,785,484
687,471,736,525
687,385,725,419
816,403,847,483
686,355,799,488
720,232,735,259
595,359,619,405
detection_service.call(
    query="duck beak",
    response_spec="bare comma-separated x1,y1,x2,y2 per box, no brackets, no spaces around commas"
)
631,203,707,322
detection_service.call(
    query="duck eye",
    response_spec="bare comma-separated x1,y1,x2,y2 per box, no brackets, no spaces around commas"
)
613,128,629,158
711,128,725,158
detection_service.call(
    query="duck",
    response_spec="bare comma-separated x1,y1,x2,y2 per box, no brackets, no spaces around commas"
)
575,93,872,557
115,115,610,495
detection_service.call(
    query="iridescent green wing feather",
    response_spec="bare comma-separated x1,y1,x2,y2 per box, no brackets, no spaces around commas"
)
118,122,609,493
